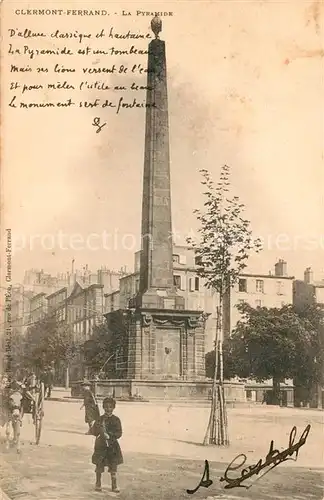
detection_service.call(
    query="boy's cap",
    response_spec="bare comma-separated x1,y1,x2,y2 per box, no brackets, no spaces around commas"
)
103,396,116,408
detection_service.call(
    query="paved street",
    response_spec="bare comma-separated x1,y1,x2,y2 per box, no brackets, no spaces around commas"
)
0,401,323,499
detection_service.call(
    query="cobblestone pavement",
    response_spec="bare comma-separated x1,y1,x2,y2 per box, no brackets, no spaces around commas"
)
0,402,323,500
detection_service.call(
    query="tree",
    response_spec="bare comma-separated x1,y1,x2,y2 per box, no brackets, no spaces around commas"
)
291,303,324,407
9,328,25,377
82,312,127,378
82,322,113,376
224,303,323,405
187,165,261,446
24,314,75,385
205,342,236,381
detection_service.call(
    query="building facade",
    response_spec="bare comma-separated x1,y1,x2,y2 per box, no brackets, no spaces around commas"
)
293,267,324,309
105,249,294,352
29,292,47,325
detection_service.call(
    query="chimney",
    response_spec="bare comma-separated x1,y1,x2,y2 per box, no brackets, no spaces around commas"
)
304,267,314,284
274,259,287,277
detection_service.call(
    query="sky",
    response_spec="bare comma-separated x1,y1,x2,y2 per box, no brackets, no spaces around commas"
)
1,0,324,285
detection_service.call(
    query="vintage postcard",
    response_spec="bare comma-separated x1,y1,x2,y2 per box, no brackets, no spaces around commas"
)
0,0,323,499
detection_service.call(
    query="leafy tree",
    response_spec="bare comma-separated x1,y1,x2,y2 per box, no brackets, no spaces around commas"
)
81,312,126,378
9,328,25,378
291,303,324,407
223,303,323,405
82,322,113,376
205,343,236,381
187,165,261,446
24,314,75,382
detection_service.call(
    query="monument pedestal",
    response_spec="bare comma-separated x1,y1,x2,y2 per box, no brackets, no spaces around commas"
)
127,308,206,381
71,378,246,403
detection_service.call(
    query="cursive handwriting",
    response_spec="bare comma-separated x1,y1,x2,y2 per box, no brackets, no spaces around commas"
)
92,116,106,133
220,424,311,490
186,424,311,495
186,460,213,495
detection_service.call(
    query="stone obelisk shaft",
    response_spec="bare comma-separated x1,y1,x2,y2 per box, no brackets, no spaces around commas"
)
139,37,174,302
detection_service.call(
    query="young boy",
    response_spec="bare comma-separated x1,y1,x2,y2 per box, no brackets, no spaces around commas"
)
91,397,123,493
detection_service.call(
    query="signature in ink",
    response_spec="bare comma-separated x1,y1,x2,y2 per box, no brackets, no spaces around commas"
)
220,424,311,490
92,116,106,133
186,424,311,495
186,460,213,495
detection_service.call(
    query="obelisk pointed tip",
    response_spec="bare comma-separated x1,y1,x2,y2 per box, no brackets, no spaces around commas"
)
151,15,162,39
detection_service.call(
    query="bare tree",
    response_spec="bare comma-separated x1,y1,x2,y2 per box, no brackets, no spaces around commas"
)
188,165,261,445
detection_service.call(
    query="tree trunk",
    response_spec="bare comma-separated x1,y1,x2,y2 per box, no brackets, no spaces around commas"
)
203,323,219,445
317,383,322,409
272,376,281,405
203,294,229,446
65,365,69,390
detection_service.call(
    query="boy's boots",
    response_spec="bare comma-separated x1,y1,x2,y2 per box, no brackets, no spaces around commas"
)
111,474,120,493
95,472,102,492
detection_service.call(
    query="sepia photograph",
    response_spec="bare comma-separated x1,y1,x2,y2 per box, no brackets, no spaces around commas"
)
0,1,323,498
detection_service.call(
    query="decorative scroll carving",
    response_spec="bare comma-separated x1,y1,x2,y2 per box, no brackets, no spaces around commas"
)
187,316,199,328
154,317,186,327
142,313,153,326
140,313,209,329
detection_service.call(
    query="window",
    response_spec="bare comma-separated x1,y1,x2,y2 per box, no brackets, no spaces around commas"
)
276,281,283,295
238,299,245,305
195,256,202,266
256,280,264,293
189,278,195,292
174,275,181,289
195,277,200,291
255,299,262,307
179,255,187,265
173,254,180,263
238,279,247,292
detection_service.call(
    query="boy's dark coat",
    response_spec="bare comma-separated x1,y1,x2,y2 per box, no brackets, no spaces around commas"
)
91,414,123,469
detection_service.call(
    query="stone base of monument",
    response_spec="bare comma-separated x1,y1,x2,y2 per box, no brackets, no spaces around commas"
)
71,379,246,404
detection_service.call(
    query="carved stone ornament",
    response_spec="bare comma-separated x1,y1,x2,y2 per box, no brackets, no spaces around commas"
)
154,317,186,327
187,316,199,328
142,313,153,326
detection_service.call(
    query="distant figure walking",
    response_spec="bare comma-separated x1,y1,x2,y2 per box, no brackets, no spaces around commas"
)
40,367,54,399
91,397,123,493
80,380,99,434
262,391,267,404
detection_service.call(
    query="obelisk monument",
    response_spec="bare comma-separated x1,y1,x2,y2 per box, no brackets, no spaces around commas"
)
123,17,206,387
137,16,184,310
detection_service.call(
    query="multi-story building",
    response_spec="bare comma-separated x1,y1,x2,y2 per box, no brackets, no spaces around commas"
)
10,285,36,337
293,267,324,408
66,282,105,342
226,259,294,336
46,280,107,382
23,266,127,296
29,292,47,325
293,267,324,308
105,248,294,352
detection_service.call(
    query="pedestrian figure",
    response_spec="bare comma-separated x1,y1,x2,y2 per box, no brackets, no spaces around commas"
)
91,397,123,493
40,367,53,399
262,390,267,404
80,380,99,434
